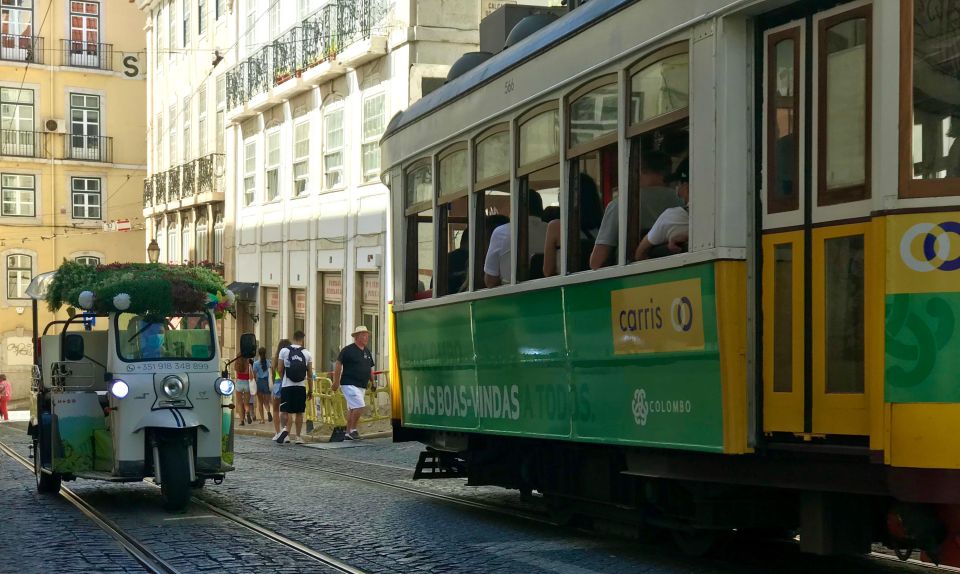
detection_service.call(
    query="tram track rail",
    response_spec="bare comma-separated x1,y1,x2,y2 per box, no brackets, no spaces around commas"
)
0,439,179,574
0,433,369,574
246,452,960,574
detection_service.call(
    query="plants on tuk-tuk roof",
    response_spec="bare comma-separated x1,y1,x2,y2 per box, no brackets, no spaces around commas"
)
46,260,235,320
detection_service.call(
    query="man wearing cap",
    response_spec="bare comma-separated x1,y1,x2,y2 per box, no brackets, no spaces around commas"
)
332,326,375,440
635,157,690,261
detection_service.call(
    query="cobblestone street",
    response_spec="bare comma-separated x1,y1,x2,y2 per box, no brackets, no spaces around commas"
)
0,418,947,574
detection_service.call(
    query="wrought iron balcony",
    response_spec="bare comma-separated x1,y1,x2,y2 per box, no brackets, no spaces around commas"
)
182,158,197,197
226,64,247,109
0,130,47,159
143,178,153,207
167,166,181,200
153,172,166,204
337,0,386,46
60,39,114,71
246,47,270,100
197,153,225,195
226,0,388,109
0,34,44,64
64,133,113,163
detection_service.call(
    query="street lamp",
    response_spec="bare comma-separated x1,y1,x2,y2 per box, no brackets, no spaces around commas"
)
147,239,160,264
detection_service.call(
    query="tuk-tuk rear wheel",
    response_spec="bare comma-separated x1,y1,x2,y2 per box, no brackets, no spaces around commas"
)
34,440,61,494
158,442,191,512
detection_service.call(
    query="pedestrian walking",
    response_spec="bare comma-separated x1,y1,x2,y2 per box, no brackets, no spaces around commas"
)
0,374,10,421
332,326,375,440
276,331,313,445
251,347,273,424
271,338,291,440
235,355,252,426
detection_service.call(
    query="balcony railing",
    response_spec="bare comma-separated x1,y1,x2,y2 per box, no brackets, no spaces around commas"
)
182,158,197,196
227,0,388,108
60,39,114,71
153,172,166,204
0,34,44,64
197,153,225,195
0,130,47,158
63,133,113,162
167,166,181,200
143,178,153,207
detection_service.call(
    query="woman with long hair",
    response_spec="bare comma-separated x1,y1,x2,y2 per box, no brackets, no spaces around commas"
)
235,354,252,425
251,346,273,424
270,338,291,440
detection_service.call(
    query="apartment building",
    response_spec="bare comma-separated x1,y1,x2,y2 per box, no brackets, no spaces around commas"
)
138,0,233,273
216,0,497,371
0,0,146,397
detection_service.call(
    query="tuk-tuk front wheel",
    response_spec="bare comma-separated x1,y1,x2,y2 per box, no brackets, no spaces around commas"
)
157,441,191,511
34,440,61,494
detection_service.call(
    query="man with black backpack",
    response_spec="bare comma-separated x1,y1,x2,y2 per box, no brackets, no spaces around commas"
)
276,330,313,444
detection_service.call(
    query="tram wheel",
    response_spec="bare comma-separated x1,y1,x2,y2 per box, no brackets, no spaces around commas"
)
34,440,61,494
157,443,191,511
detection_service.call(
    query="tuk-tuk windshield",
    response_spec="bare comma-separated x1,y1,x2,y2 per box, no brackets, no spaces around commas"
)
115,313,215,361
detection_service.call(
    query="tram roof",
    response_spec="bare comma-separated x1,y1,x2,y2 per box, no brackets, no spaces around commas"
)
381,0,634,143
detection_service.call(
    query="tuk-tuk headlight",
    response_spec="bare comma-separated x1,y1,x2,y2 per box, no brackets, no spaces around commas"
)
110,379,129,399
161,376,185,399
216,378,235,396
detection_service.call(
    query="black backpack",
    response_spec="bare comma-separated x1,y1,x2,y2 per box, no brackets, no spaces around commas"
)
286,347,307,383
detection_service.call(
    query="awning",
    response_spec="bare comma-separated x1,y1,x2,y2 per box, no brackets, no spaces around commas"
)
227,281,259,300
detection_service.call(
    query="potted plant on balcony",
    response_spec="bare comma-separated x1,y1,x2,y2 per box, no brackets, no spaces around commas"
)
274,65,292,85
326,40,339,62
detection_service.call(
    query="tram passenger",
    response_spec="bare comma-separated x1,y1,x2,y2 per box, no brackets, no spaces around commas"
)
542,174,603,277
635,158,689,261
483,192,547,287
589,150,675,269
446,229,469,293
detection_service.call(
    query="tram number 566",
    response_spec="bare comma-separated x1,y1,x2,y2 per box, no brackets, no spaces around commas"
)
504,79,515,94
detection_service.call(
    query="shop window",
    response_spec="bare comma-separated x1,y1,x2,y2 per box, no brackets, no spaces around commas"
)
359,273,381,366
262,287,280,357
319,274,342,373
290,289,306,337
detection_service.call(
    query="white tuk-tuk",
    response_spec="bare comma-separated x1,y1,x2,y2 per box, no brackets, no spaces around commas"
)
25,262,256,510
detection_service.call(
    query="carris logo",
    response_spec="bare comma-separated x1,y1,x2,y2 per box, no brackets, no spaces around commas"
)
900,222,960,272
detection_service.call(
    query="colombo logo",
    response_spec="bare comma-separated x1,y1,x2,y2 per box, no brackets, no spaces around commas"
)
900,222,960,272
632,388,649,426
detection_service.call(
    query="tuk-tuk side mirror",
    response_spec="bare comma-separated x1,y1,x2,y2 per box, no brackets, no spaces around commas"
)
239,333,257,359
64,333,85,361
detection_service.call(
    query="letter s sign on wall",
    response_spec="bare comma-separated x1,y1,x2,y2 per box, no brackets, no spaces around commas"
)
122,53,142,78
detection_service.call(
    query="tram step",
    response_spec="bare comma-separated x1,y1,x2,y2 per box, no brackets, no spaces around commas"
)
413,450,466,480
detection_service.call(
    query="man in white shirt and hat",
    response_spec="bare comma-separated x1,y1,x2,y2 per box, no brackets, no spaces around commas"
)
333,326,376,440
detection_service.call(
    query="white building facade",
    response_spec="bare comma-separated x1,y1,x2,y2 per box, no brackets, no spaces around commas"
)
222,0,486,371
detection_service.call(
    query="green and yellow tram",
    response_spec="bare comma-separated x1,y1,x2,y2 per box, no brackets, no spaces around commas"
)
381,0,960,563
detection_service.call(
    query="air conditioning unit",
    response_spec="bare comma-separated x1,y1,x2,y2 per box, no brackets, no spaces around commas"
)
44,118,66,133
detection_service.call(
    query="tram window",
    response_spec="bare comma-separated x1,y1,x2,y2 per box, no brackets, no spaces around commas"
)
766,29,800,213
518,107,559,167
437,146,468,296
564,150,610,274
564,76,619,274
475,186,510,289
902,0,960,197
404,161,433,301
519,164,557,281
625,45,690,264
817,8,871,205
824,234,865,394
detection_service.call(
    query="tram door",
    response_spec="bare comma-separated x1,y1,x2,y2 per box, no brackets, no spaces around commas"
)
759,1,877,438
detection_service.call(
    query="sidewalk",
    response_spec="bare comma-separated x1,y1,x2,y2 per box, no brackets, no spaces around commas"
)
0,410,30,423
233,414,392,444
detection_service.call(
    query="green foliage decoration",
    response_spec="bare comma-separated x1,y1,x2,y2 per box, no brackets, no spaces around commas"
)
46,260,234,320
